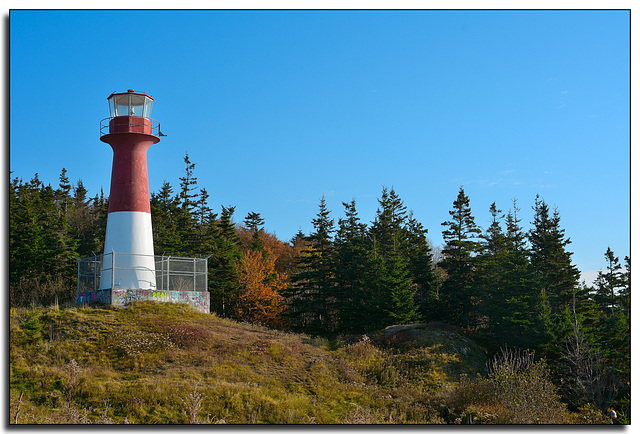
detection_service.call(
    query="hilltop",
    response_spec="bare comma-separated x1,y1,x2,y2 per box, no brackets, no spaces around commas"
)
9,301,605,424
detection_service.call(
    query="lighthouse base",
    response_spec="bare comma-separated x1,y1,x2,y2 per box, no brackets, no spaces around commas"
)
75,288,210,314
76,253,210,314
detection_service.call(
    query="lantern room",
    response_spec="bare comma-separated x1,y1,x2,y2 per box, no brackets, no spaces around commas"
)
108,89,154,118
101,89,160,137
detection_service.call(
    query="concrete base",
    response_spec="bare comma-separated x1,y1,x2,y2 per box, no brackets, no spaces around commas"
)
76,288,210,314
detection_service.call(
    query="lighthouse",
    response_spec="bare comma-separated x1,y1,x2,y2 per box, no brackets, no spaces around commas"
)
99,90,159,291
76,90,210,313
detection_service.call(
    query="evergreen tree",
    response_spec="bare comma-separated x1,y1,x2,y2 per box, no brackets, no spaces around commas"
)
9,174,78,306
367,187,419,328
369,187,407,256
499,201,542,349
244,211,266,252
88,188,109,255
590,249,630,414
440,186,482,329
333,199,371,333
528,196,581,361
287,196,336,335
477,202,507,343
209,205,243,318
178,152,198,213
176,153,199,254
151,181,181,254
57,168,72,215
371,238,417,328
406,212,436,320
193,188,219,256
619,255,630,316
68,180,94,258
529,196,581,315
593,247,623,316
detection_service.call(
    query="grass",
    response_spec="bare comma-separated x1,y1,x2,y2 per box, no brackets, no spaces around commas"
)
9,301,610,424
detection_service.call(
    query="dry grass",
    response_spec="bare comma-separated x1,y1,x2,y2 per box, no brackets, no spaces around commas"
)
9,301,608,424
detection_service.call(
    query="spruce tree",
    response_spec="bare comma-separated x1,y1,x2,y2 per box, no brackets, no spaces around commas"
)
209,205,243,318
57,168,71,215
405,213,436,322
528,196,581,361
178,152,198,213
477,202,507,344
244,211,266,252
151,181,181,255
367,187,419,328
593,247,623,316
499,201,541,349
334,199,371,333
176,153,199,254
193,188,219,255
369,187,407,256
287,196,336,335
529,196,581,315
440,186,482,329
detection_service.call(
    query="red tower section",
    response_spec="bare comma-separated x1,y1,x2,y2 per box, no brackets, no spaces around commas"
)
100,90,160,213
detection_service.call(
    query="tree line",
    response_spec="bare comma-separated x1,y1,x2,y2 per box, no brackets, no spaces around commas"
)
9,154,630,417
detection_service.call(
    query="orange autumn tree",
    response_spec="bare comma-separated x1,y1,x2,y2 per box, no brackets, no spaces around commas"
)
235,247,287,326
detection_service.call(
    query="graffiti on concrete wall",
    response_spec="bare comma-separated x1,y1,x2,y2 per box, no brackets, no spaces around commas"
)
76,290,111,304
78,288,210,313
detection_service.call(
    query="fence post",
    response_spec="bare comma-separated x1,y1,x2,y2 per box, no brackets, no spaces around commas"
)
166,256,170,291
193,258,196,291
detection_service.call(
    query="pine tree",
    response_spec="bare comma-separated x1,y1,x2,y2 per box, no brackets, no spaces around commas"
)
193,188,219,256
209,205,243,318
178,152,198,213
369,187,407,256
529,196,581,315
367,187,419,328
151,181,181,254
244,211,266,253
499,200,541,349
334,199,371,333
406,213,436,320
528,196,581,361
440,186,482,329
287,196,336,335
374,240,417,327
593,247,623,316
176,153,199,255
9,174,78,306
57,168,71,215
477,202,507,344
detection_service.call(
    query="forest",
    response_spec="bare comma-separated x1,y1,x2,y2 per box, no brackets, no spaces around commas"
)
9,153,630,422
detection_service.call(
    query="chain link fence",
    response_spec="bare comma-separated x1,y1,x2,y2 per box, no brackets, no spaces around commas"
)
77,252,208,294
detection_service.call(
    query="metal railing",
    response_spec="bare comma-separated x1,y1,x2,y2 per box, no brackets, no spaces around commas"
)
100,117,161,137
77,252,208,295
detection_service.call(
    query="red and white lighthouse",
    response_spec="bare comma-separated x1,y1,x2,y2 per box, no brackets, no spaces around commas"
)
99,90,160,291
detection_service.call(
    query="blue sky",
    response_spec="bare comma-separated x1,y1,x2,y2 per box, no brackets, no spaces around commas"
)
9,10,630,283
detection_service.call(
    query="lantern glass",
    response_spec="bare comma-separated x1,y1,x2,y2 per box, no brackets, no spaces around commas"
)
107,92,154,119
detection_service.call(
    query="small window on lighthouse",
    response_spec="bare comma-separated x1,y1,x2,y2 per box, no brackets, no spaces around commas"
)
143,98,153,118
114,94,130,117
130,94,145,118
109,97,117,118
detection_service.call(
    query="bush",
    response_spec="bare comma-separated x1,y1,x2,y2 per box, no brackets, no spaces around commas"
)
486,348,569,423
